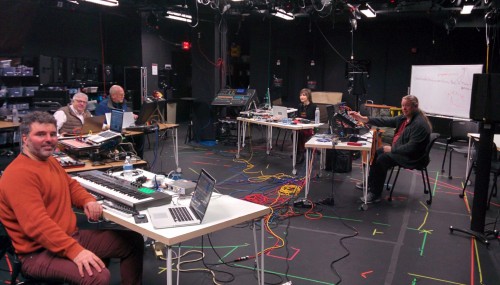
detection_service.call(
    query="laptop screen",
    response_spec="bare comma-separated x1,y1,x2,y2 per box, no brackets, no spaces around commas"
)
110,109,124,133
272,106,288,118
190,169,216,221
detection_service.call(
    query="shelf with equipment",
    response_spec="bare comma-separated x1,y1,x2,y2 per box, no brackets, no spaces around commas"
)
0,73,40,114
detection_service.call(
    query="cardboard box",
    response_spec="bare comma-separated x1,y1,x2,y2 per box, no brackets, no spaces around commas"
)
311,91,343,123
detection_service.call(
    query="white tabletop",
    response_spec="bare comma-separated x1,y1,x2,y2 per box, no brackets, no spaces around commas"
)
305,135,372,151
103,193,270,246
237,117,322,130
468,133,500,150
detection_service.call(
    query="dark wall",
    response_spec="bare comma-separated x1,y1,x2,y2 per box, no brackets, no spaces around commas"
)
242,16,487,113
14,3,142,91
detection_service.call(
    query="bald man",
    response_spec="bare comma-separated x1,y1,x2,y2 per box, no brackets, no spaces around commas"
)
95,85,129,116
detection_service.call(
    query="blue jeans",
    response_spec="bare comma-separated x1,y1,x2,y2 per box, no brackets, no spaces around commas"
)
20,229,144,285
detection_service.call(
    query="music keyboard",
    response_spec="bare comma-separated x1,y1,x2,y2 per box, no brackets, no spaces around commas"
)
73,170,172,211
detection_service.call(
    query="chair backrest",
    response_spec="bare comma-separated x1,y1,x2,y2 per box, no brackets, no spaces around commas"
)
470,137,498,163
450,120,480,143
0,220,13,255
419,133,440,168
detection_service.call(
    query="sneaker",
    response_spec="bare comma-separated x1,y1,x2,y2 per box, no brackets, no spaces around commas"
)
355,182,364,190
359,192,381,204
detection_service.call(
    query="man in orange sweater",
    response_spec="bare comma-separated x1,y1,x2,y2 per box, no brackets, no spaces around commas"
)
0,111,144,284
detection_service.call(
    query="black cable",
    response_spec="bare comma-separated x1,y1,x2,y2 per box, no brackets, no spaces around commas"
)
329,208,359,285
283,208,292,283
200,235,236,283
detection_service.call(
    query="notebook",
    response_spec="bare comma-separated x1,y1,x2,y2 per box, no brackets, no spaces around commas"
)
105,112,135,129
272,106,288,120
86,109,124,144
147,169,216,229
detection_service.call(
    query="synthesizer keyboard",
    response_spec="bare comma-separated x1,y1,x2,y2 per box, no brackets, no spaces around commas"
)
73,170,172,212
334,112,361,128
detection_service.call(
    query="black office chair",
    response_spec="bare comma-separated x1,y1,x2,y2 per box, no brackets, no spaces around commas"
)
441,120,480,179
385,133,440,205
459,138,500,210
0,220,22,285
0,221,66,285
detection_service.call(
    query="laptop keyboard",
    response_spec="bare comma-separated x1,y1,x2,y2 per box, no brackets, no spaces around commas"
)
99,130,117,138
169,207,194,222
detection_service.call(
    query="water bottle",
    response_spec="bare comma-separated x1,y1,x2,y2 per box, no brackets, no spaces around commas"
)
12,105,19,124
314,107,320,124
123,156,133,179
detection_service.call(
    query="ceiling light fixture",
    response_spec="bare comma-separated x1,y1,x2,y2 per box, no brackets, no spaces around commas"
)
83,0,119,6
461,4,474,14
360,3,376,18
165,11,192,23
272,8,294,20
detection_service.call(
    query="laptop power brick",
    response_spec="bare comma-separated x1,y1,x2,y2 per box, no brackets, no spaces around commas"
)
164,179,197,195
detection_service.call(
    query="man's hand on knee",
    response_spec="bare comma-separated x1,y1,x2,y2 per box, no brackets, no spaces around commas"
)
72,249,106,277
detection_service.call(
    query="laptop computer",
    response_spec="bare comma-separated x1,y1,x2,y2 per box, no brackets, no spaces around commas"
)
272,105,288,120
147,169,216,229
60,115,105,139
86,109,124,144
81,115,105,135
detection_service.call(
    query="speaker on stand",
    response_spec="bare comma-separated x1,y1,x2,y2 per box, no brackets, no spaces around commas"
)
450,73,500,244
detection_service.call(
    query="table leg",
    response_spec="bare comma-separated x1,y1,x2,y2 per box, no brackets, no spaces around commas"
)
167,245,172,285
266,126,272,155
172,128,181,173
292,130,297,175
253,218,265,285
242,122,247,148
465,136,472,182
305,148,311,198
260,217,264,285
361,150,370,211
237,121,241,158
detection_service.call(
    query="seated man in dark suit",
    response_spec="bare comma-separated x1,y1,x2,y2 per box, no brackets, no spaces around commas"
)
348,95,432,203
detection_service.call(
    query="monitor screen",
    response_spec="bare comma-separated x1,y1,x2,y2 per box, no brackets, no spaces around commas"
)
33,90,71,106
136,99,166,125
110,109,124,133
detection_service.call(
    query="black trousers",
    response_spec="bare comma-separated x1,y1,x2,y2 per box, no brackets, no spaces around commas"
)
369,147,398,196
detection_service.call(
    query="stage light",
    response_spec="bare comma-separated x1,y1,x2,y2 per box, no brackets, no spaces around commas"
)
83,0,119,6
461,0,474,14
272,8,294,20
165,11,192,23
360,3,376,18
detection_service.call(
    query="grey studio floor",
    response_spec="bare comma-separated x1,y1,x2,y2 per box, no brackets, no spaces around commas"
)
2,123,500,285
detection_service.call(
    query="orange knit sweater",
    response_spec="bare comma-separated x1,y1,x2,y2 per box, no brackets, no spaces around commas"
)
0,155,96,260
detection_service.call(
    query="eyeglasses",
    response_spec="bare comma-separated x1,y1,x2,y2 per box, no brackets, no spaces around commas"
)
74,99,88,104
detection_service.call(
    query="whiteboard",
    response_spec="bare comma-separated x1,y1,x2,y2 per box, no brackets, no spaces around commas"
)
410,64,483,119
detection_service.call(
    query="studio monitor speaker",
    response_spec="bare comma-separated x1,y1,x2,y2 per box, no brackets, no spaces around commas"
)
470,73,500,122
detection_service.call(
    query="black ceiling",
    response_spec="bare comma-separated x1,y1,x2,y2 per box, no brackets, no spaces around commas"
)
44,0,499,28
